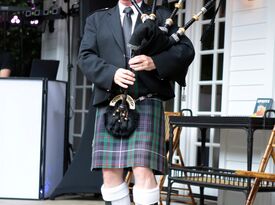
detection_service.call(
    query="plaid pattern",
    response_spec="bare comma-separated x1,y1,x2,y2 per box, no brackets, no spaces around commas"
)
91,98,166,174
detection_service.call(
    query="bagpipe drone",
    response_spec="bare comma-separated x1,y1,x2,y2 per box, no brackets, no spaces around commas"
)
128,0,215,55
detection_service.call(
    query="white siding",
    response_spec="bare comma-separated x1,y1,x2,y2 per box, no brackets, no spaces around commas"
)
219,0,275,204
225,0,274,116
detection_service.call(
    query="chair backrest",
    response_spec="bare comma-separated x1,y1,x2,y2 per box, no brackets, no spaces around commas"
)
164,111,182,143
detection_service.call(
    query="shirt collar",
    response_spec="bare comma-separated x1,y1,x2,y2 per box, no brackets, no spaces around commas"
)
118,1,142,17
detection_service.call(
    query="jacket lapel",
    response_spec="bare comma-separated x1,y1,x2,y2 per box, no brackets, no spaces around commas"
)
106,6,125,53
106,3,152,53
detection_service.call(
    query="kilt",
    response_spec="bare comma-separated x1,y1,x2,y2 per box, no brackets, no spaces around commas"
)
91,98,166,174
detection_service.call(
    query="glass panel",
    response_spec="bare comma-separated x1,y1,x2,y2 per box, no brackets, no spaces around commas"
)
182,15,186,25
215,85,222,112
217,53,223,80
87,78,93,85
201,24,215,50
75,88,83,110
200,54,213,81
213,147,220,168
199,85,212,111
84,112,89,125
73,136,82,154
85,88,92,110
219,0,226,17
218,22,225,49
213,129,220,143
73,112,82,134
203,0,215,20
76,67,83,85
197,146,209,167
197,128,210,143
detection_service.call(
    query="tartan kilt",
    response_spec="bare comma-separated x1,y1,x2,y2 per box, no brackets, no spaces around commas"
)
91,98,166,174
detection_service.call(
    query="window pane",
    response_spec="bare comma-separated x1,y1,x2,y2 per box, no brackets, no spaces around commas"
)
75,88,83,110
218,22,225,49
85,88,92,110
200,54,213,81
197,146,209,166
76,67,83,85
182,15,186,25
197,128,210,143
217,53,223,80
73,112,82,134
87,78,93,85
213,129,220,143
201,24,215,50
219,0,226,17
215,85,222,112
73,136,82,154
203,0,215,20
213,147,220,168
84,112,89,125
199,85,212,111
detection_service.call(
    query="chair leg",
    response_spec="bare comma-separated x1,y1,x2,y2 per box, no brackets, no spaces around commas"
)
246,178,261,205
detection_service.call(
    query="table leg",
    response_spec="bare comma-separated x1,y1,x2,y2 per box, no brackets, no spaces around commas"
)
201,128,207,166
199,128,207,205
247,128,255,198
200,186,205,205
247,128,255,171
166,124,175,205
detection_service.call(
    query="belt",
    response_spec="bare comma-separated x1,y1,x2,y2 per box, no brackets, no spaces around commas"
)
135,93,158,102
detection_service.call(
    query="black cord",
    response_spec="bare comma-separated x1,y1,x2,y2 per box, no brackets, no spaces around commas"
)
200,0,225,43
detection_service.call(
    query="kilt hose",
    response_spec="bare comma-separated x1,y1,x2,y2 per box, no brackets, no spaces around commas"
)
91,98,166,174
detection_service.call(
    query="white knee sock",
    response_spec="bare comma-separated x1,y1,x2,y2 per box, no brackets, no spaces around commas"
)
101,182,131,205
133,185,160,205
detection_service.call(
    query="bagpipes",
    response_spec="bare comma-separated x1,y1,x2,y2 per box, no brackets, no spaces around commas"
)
104,0,215,138
128,0,215,55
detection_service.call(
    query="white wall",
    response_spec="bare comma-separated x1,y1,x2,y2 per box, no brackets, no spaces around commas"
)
219,0,275,204
224,0,274,116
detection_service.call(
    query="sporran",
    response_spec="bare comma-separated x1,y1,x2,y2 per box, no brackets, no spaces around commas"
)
104,94,139,138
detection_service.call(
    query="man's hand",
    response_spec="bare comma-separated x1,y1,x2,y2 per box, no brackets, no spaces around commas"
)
114,68,135,88
129,55,156,71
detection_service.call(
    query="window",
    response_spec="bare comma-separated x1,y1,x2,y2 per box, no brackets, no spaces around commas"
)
70,67,93,153
194,0,226,170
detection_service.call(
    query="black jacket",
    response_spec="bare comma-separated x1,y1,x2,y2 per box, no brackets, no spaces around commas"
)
78,3,195,106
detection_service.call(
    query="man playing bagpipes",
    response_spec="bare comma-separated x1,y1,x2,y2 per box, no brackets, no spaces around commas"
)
78,0,194,204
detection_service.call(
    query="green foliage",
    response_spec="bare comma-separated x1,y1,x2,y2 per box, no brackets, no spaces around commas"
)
0,0,42,76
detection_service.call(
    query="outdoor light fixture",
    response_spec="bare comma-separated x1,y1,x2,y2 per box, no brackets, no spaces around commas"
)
30,19,39,25
10,15,21,24
1,0,77,31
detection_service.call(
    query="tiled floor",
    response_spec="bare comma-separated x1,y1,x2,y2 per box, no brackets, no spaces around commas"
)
0,195,105,205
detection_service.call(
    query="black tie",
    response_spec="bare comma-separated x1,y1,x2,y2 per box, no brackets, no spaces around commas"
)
123,7,133,57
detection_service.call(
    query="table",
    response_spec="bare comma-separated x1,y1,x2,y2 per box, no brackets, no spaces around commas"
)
0,78,66,199
166,116,275,205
